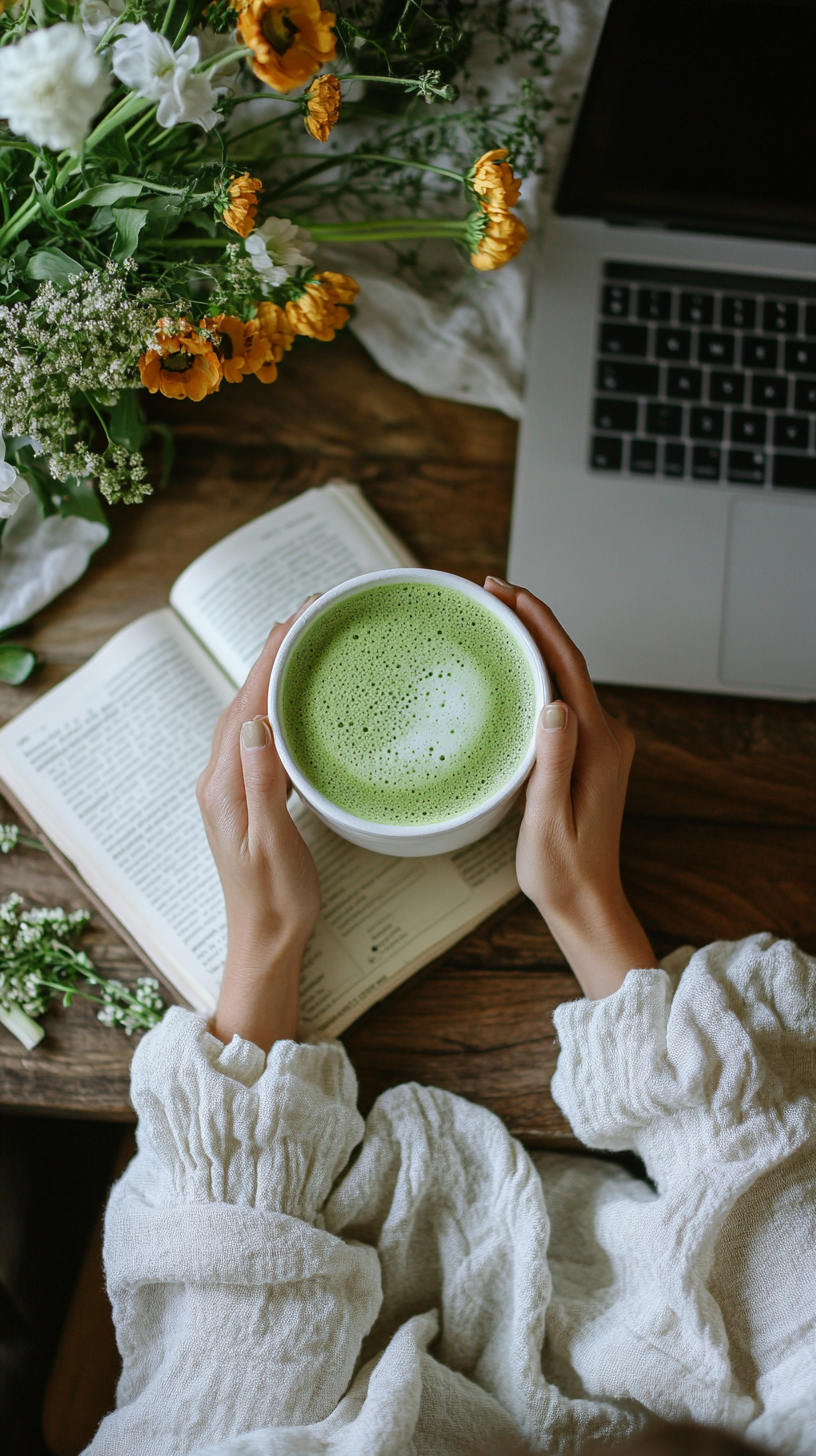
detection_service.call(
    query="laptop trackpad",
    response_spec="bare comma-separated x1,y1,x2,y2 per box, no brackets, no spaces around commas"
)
719,495,816,695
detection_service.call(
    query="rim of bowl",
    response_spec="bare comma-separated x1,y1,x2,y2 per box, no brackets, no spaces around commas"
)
268,568,551,843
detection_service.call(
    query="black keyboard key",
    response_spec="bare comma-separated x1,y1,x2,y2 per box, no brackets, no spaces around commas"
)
773,414,810,449
596,360,659,396
727,450,765,485
742,336,778,369
594,398,638,432
679,291,714,326
709,371,745,404
795,378,816,412
600,323,648,358
698,332,735,366
689,407,724,441
590,436,623,471
806,304,816,337
752,374,788,409
629,439,657,474
692,446,721,481
666,367,702,400
637,288,672,322
773,453,816,489
656,327,692,361
785,340,816,373
645,402,683,436
663,442,686,477
602,284,630,318
763,299,798,334
721,296,756,330
732,412,767,444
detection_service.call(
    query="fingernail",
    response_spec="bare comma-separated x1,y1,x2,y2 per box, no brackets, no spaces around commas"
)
485,575,514,591
542,704,567,731
241,717,270,749
297,593,321,612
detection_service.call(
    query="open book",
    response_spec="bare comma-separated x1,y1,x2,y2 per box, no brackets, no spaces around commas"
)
0,484,520,1038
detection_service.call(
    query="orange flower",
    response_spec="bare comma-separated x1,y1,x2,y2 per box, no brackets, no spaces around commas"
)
222,174,263,239
470,212,528,272
285,270,359,341
138,320,222,400
304,73,341,142
254,301,296,382
204,313,270,383
238,0,336,94
470,148,523,217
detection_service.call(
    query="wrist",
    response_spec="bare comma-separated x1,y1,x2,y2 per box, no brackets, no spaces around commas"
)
538,885,658,1000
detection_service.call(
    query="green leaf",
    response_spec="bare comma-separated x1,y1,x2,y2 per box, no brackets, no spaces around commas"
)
0,645,36,685
58,476,108,527
112,207,149,260
26,248,84,286
148,422,175,488
68,180,145,210
109,390,148,452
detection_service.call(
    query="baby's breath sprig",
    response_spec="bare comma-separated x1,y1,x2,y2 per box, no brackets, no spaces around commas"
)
0,893,165,1050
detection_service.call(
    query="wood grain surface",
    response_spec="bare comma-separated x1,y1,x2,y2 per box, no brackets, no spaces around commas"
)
0,332,814,1146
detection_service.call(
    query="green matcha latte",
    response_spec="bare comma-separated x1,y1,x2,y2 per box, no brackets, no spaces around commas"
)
280,582,536,826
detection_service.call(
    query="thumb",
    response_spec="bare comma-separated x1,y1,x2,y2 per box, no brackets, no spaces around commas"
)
239,716,288,830
526,702,578,827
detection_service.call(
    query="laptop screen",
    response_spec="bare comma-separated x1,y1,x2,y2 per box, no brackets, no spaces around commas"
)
556,0,816,242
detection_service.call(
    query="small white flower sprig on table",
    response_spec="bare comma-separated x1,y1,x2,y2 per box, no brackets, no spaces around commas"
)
0,0,554,543
0,830,164,1049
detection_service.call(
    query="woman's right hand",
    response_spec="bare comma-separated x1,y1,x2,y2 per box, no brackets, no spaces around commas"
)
485,579,658,999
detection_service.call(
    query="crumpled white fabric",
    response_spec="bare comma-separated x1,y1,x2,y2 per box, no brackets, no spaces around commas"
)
0,490,108,633
86,934,816,1456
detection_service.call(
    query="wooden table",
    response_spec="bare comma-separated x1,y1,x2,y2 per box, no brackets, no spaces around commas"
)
1,333,815,1145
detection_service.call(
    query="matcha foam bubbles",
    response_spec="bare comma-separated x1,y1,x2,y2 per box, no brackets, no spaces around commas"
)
280,582,536,826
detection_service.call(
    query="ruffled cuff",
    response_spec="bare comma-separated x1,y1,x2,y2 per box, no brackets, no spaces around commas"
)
128,1007,364,1221
550,935,816,1185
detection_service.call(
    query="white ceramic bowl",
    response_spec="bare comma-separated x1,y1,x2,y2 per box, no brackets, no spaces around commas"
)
268,568,552,856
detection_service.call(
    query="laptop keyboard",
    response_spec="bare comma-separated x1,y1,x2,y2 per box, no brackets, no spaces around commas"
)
590,263,816,490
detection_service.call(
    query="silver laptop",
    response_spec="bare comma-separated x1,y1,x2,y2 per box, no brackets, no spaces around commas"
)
509,0,816,700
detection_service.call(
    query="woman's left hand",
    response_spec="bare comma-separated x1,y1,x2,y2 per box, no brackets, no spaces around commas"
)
197,603,321,1052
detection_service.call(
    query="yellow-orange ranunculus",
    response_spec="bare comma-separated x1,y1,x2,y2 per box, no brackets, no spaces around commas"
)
304,73,341,142
470,212,528,272
138,321,222,400
470,148,523,217
285,270,359,341
238,0,336,94
254,301,296,382
205,313,270,383
222,174,263,239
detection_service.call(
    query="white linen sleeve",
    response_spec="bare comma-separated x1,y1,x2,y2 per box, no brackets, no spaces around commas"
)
550,934,816,1189
87,1009,382,1456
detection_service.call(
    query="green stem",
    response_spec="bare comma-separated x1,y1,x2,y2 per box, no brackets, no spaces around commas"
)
16,834,47,852
229,112,299,146
0,1003,44,1050
194,45,252,72
173,0,197,47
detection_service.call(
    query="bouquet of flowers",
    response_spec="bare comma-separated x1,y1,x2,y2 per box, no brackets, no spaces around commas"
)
0,0,557,529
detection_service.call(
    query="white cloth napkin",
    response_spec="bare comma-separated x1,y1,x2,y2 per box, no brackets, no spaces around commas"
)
0,490,109,633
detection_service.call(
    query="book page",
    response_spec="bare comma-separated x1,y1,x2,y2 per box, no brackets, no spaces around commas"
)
170,483,417,686
0,610,234,1013
293,797,520,1038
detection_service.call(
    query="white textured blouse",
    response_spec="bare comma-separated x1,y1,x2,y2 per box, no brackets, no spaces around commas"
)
85,934,816,1455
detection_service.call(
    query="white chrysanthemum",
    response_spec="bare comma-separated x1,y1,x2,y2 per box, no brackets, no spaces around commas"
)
0,24,111,153
0,438,29,521
80,0,127,47
245,218,316,286
112,22,221,131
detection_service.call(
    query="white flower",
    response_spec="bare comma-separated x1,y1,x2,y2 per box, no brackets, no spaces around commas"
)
196,24,243,98
245,218,316,286
0,439,29,521
0,24,111,153
111,22,221,131
80,0,127,47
